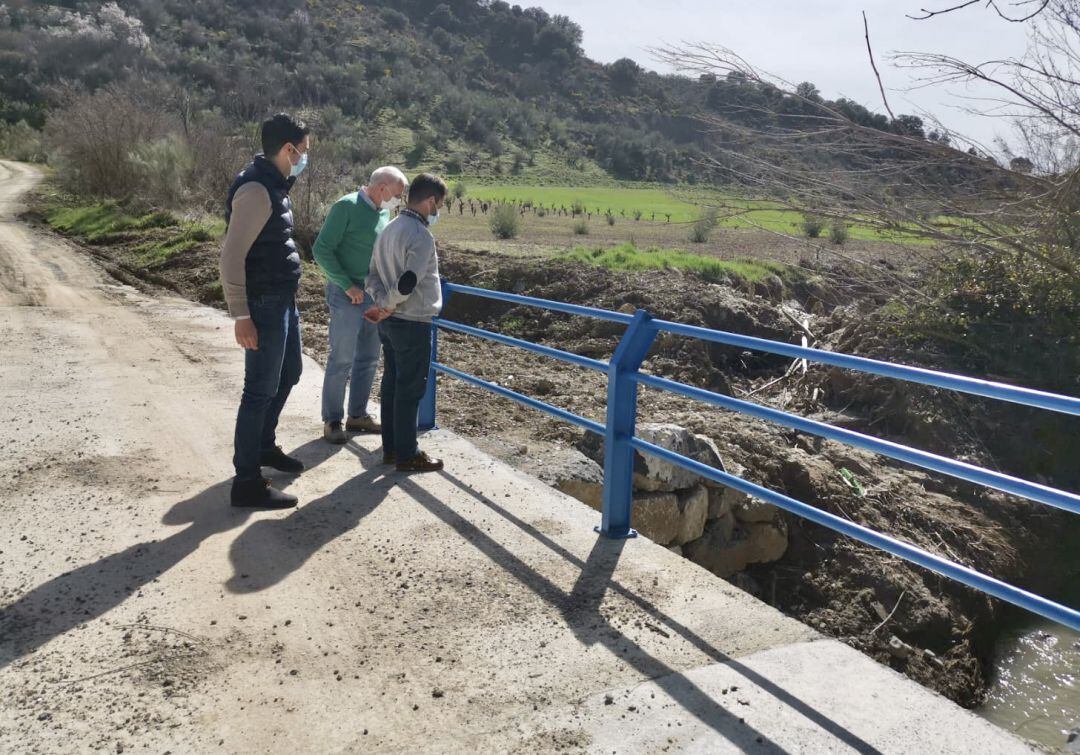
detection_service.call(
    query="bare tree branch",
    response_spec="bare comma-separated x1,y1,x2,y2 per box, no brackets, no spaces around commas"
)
863,11,897,120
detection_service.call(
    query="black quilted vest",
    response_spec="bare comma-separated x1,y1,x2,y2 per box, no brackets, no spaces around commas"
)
225,154,301,296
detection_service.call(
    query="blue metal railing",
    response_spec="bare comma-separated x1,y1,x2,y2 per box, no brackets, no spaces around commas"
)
418,281,1080,631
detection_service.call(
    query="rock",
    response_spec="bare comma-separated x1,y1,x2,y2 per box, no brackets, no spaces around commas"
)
556,480,603,511
733,499,779,524
711,510,737,542
1065,727,1080,753
887,635,913,660
744,521,787,562
707,487,731,520
528,446,605,510
684,513,786,577
684,518,753,578
631,491,681,545
675,485,708,545
706,461,748,518
579,423,725,492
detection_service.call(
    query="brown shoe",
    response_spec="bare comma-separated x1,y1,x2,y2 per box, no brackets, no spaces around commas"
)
346,414,381,433
382,451,397,465
396,451,443,473
323,421,347,445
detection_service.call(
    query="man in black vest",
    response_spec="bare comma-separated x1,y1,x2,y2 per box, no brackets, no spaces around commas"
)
218,113,311,509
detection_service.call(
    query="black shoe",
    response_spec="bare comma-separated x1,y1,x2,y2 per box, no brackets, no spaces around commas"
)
231,478,298,509
260,445,305,474
324,421,347,445
396,451,443,473
382,451,397,465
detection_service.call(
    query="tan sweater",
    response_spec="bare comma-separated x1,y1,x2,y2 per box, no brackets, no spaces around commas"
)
218,182,272,318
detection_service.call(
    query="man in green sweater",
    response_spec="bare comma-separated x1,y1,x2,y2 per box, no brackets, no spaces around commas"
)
313,166,407,444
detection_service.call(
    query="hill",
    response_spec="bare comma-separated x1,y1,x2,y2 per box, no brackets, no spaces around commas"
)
0,0,934,187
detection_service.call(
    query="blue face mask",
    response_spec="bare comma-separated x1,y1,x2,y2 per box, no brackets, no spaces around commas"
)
290,149,308,178
426,209,440,226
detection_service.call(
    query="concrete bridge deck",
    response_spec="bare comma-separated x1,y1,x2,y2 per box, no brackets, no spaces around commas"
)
0,160,1036,753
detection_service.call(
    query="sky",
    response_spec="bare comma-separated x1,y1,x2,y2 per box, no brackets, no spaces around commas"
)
536,0,1034,151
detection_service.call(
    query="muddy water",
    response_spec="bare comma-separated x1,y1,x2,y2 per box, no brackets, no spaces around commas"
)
977,581,1080,750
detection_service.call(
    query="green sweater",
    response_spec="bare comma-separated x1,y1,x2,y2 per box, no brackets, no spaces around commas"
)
312,192,389,292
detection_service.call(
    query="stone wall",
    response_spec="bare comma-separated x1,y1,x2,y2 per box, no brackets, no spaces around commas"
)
554,423,789,579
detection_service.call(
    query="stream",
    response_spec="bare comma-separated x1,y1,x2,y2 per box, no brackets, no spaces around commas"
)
977,579,1080,750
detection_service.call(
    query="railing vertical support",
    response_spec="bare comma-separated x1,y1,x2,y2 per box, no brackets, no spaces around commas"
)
597,309,657,539
418,279,451,431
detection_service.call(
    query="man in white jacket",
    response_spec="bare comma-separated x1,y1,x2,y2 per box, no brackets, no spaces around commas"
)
364,173,447,473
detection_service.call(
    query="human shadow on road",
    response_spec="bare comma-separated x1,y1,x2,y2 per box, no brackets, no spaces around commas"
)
0,439,344,670
224,463,393,594
404,471,884,755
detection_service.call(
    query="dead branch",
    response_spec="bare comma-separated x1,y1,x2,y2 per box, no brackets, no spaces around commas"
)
863,11,897,120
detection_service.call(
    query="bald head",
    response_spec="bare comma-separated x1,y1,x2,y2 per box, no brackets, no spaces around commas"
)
370,166,407,190
365,166,407,211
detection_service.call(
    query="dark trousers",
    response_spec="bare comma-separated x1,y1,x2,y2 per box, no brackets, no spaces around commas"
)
378,317,432,461
233,293,303,481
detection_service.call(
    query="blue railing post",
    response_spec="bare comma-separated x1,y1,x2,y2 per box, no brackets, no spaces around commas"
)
598,310,658,539
418,279,451,431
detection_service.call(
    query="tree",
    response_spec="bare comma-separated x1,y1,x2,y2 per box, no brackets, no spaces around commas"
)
1010,156,1034,174
609,57,641,94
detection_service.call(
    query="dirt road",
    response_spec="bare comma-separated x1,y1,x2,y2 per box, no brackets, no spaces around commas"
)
0,162,1036,754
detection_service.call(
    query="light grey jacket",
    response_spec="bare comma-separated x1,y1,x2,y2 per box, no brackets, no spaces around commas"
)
365,210,442,322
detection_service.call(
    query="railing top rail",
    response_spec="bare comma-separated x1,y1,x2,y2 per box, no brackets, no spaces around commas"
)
444,282,635,325
652,318,1080,417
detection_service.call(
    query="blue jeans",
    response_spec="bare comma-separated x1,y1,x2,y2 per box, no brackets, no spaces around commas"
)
321,283,381,423
233,293,303,481
378,317,433,461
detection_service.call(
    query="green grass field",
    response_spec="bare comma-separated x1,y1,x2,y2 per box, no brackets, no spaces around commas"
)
563,243,812,286
456,183,927,243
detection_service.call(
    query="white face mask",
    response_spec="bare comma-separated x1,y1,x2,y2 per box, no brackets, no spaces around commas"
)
380,195,402,211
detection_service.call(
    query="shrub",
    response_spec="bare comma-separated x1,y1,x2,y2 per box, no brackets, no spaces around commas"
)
606,213,616,226
801,214,826,238
572,219,589,235
45,84,166,198
452,181,467,199
829,219,849,245
489,203,520,239
129,135,193,208
571,200,584,216
536,207,547,218
289,142,353,257
0,121,46,163
444,154,464,174
690,208,719,243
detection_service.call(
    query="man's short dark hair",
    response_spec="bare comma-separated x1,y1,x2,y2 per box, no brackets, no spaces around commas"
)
261,113,310,156
407,173,448,206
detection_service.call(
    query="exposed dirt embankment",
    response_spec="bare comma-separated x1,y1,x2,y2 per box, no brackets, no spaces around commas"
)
29,199,1075,710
